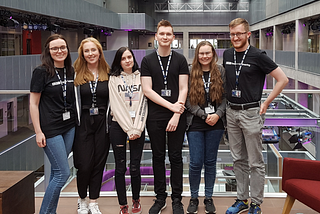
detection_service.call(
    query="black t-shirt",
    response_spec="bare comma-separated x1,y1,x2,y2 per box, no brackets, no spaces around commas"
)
188,71,224,131
223,46,278,104
80,81,109,110
141,50,189,120
30,66,76,138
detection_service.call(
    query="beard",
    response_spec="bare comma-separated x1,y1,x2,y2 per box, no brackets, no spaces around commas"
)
232,39,248,51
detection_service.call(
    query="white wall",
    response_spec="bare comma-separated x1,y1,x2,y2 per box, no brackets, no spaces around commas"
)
282,31,295,51
107,31,128,50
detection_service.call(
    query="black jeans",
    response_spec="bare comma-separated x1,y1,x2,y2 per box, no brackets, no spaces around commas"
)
110,121,145,205
73,110,110,200
146,114,186,201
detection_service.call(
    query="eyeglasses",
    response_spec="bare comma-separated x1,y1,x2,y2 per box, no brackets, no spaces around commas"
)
230,32,247,38
198,52,213,57
50,45,67,52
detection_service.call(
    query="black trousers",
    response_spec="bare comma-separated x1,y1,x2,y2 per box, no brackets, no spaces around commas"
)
73,109,110,199
110,121,145,205
146,114,186,201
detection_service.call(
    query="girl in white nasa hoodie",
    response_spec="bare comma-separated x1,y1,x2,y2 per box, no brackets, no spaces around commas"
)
109,47,147,214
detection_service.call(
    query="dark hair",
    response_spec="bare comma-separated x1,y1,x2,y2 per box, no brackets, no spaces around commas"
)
40,34,73,77
110,47,139,76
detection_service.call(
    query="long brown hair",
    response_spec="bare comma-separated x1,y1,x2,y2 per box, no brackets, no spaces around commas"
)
41,34,73,77
74,37,110,86
189,41,223,105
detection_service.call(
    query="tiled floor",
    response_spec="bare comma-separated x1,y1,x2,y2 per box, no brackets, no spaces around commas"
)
35,196,318,214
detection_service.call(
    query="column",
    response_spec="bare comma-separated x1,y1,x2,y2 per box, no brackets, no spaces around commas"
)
182,30,189,61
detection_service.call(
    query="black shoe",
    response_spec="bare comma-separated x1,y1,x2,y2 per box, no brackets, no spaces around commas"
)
172,198,184,214
148,199,166,214
186,198,199,214
204,198,216,214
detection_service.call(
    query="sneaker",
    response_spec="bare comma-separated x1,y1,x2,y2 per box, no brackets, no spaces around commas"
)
132,199,142,214
77,198,89,214
88,202,102,214
248,203,262,214
119,205,129,214
225,199,249,214
204,198,216,214
186,198,199,214
172,198,184,214
148,199,166,214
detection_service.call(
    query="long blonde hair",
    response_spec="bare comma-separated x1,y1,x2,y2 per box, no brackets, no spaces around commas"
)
189,41,223,105
74,37,110,86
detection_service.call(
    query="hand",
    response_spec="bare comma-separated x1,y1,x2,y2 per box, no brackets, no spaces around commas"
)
36,132,46,148
259,102,268,115
170,101,185,114
205,114,219,126
166,113,180,132
129,134,140,141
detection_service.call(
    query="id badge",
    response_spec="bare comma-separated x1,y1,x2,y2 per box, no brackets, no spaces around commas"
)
205,106,215,114
232,89,241,98
129,111,136,118
89,107,99,116
161,89,171,97
62,111,70,121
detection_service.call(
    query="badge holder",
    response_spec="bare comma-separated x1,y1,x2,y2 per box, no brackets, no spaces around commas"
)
161,85,171,97
232,89,241,98
63,111,70,121
90,104,99,116
205,104,215,114
129,111,136,118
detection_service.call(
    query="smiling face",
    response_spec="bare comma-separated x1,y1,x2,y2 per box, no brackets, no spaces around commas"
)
155,26,175,48
120,50,134,73
230,24,251,52
83,41,100,66
198,45,213,70
49,38,68,67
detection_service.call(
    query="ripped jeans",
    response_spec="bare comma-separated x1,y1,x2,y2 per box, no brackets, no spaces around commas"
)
110,121,145,205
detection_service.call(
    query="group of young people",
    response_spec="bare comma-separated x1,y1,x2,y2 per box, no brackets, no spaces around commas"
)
30,17,288,214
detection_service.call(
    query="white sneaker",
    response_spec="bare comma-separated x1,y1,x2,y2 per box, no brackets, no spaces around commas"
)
78,198,89,214
88,202,102,214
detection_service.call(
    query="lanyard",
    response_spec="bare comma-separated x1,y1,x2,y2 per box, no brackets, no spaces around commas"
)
55,68,67,112
233,45,250,89
202,72,211,93
120,74,135,107
202,72,211,103
89,74,99,108
156,50,172,89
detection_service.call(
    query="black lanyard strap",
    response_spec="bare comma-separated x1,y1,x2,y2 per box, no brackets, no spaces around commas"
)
121,73,135,107
156,50,172,89
233,45,250,89
89,74,99,108
202,72,211,103
55,68,67,112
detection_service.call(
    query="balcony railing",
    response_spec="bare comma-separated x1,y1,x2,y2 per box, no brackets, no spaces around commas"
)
154,2,249,13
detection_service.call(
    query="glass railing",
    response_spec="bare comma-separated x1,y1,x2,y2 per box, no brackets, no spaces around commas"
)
1,92,319,198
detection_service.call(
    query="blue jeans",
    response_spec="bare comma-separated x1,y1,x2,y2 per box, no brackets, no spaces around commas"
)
187,129,224,198
40,127,75,214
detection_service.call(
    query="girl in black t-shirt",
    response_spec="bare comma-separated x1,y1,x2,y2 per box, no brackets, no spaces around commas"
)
30,34,76,214
185,41,226,214
73,37,110,214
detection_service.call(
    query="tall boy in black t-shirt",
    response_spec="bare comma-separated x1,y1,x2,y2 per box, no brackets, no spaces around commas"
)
141,20,189,214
